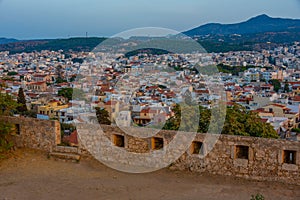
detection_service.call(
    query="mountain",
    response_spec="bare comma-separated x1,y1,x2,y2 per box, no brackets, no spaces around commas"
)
0,15,299,54
184,14,300,36
0,38,18,45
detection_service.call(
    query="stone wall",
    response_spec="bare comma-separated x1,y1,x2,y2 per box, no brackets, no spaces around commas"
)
2,116,299,185
1,116,60,151
77,124,300,185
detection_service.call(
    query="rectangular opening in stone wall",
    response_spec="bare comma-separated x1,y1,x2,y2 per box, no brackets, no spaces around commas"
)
190,141,203,155
15,124,20,135
283,150,297,164
151,137,163,150
235,145,249,159
113,134,125,148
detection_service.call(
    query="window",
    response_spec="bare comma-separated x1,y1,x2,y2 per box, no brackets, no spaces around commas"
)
235,145,249,159
151,137,163,150
283,150,296,164
113,134,125,148
190,141,203,155
15,124,21,135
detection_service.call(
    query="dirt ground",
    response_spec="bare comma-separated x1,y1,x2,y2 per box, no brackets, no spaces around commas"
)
0,149,299,200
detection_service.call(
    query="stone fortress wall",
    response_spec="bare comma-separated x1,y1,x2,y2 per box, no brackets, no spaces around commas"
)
2,116,299,185
1,116,61,151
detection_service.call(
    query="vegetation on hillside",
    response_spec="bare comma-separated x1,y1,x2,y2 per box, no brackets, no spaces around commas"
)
1,31,299,54
0,93,19,155
125,48,171,57
217,63,259,75
0,37,107,54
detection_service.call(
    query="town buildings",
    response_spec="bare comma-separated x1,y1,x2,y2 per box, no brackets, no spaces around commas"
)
1,42,300,140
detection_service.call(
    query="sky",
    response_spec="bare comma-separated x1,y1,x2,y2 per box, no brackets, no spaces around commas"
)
0,0,300,40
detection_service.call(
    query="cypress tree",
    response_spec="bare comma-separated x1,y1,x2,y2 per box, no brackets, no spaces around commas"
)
17,87,28,114
95,107,111,125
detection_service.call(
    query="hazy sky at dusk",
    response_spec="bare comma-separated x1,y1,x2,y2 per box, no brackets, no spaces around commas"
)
0,0,300,39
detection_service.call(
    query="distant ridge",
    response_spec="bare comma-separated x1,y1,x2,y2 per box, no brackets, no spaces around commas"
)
0,15,300,54
183,14,300,36
0,37,106,54
0,38,18,45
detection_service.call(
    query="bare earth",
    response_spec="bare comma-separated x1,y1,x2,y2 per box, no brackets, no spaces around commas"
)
0,149,299,200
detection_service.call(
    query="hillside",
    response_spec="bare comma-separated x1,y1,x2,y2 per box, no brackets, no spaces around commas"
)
0,15,299,54
183,14,300,36
0,37,106,54
0,38,18,45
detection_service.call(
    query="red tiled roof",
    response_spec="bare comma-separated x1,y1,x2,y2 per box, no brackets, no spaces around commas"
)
105,100,117,106
261,118,268,123
270,103,286,108
293,96,300,102
224,83,235,86
261,84,273,87
195,89,209,94
63,130,78,145
141,108,150,113
288,82,300,85
27,81,46,85
227,102,235,106
33,74,48,77
253,109,274,114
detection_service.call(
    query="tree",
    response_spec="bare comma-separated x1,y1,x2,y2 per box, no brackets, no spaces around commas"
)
0,93,19,153
164,103,279,139
55,77,68,84
163,104,200,132
163,104,181,131
269,79,281,92
284,82,290,93
95,107,111,125
0,94,18,117
56,65,63,80
58,88,85,102
198,106,211,133
16,87,28,114
7,71,18,76
221,105,249,136
221,104,278,138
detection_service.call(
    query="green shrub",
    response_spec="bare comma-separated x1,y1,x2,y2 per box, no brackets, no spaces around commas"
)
251,194,265,200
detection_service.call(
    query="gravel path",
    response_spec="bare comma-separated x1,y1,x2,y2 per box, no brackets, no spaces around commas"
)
0,149,299,200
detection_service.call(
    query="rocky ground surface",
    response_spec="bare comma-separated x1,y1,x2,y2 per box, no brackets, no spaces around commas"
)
0,148,299,200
